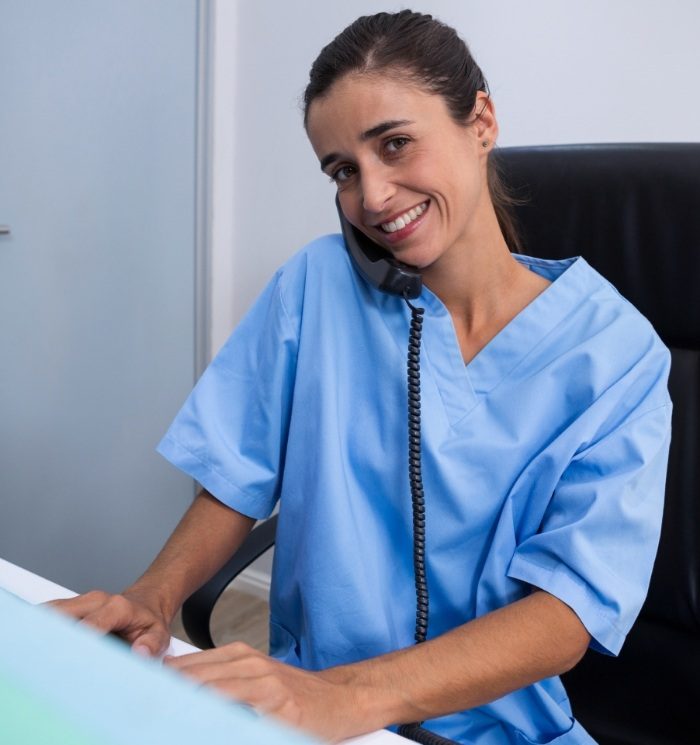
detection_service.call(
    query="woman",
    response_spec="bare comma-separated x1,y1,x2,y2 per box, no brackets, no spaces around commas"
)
55,11,671,744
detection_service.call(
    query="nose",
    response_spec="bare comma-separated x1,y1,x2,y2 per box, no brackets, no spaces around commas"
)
360,164,395,215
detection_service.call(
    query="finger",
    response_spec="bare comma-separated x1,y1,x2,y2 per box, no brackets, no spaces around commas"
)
172,656,270,685
45,591,113,620
201,674,277,710
207,675,298,725
167,641,260,670
79,594,144,635
131,629,171,658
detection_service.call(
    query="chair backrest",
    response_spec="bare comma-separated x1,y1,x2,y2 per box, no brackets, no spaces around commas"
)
495,144,700,745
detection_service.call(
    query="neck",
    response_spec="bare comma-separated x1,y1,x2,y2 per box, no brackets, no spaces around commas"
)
421,207,520,333
419,203,551,364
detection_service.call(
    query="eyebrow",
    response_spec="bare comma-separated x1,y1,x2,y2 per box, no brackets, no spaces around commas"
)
319,119,414,172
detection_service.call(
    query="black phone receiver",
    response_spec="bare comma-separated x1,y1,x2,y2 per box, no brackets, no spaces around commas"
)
336,195,422,299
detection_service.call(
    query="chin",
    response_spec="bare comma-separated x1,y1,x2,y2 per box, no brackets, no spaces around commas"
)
391,245,440,270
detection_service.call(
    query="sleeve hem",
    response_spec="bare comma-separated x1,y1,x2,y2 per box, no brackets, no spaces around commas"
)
507,554,625,656
156,434,275,521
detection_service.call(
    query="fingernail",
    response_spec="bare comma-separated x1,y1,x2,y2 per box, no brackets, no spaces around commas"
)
132,644,151,657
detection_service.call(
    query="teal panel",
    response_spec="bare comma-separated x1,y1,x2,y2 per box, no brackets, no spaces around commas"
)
0,591,316,745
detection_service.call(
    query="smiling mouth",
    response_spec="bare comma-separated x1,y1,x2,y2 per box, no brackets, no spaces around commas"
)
379,201,429,233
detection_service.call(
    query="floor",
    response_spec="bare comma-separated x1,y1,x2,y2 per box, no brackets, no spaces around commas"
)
170,588,269,653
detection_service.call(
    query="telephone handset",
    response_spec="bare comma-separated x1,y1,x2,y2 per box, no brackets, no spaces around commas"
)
335,195,422,299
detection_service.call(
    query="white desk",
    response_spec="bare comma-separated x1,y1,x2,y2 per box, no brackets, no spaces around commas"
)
0,558,404,745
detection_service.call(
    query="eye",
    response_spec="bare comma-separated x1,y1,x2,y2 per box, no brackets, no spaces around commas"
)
329,165,357,184
385,136,410,154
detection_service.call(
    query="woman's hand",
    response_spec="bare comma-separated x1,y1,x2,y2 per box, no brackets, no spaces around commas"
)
47,493,257,659
48,589,172,657
165,642,365,742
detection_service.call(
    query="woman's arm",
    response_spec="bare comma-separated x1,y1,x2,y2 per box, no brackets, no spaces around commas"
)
167,589,590,742
324,589,589,727
51,490,254,655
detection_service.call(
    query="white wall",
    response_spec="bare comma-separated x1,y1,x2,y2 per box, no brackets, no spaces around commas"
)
210,0,700,353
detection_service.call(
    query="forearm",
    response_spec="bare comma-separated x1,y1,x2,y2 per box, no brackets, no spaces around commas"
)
321,590,590,730
126,489,255,622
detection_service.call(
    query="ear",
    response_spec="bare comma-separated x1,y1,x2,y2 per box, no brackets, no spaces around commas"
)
472,91,499,152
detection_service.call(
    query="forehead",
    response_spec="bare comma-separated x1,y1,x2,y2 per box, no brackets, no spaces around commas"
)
306,73,451,156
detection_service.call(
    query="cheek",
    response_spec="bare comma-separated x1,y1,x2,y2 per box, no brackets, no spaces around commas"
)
337,192,361,227
411,148,479,203
446,158,484,211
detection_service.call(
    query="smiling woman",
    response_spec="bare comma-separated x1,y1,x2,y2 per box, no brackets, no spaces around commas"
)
51,10,672,745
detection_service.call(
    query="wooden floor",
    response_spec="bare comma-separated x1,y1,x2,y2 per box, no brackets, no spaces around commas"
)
170,588,269,653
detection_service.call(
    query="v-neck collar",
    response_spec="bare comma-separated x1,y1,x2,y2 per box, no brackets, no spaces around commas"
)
418,254,600,428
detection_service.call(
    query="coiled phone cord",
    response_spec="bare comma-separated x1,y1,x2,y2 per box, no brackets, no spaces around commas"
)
398,724,462,745
403,294,429,645
398,295,460,745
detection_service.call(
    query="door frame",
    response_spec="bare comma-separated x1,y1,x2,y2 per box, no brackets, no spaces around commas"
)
195,0,214,377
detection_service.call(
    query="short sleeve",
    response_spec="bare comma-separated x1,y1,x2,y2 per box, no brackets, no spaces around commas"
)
156,270,299,520
508,399,672,656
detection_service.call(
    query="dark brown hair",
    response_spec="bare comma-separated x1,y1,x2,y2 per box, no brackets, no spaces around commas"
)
303,10,523,252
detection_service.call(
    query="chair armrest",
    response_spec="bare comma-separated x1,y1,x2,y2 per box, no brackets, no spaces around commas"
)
181,514,278,650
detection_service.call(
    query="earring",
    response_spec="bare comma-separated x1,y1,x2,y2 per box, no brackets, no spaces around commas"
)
482,140,489,148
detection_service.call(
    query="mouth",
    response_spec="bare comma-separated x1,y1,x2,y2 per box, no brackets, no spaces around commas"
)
373,200,430,244
377,200,429,233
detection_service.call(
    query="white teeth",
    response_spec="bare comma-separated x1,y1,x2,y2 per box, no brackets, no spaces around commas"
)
380,201,428,233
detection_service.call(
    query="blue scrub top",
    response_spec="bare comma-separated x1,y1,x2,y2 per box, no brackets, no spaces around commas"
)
158,234,672,745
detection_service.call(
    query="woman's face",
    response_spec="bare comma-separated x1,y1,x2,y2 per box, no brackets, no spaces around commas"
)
306,72,498,272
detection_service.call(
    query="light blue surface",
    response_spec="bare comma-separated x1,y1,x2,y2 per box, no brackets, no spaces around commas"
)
0,589,316,745
158,235,671,744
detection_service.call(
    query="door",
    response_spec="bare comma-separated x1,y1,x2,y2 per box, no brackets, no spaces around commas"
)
0,0,201,592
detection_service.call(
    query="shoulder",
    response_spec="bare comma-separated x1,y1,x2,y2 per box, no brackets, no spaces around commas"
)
276,233,350,286
528,254,669,367
573,258,670,372
519,254,672,415
211,234,352,359
270,233,364,325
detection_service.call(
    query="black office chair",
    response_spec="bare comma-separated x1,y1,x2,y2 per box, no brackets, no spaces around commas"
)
183,144,700,745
